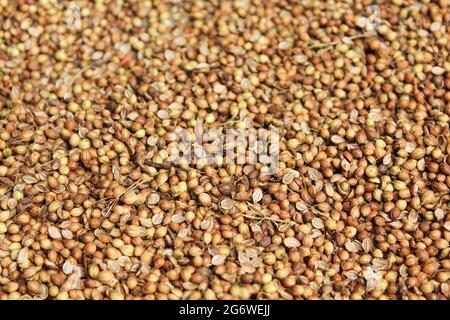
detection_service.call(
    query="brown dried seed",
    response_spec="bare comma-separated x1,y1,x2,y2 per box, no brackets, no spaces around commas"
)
199,193,212,206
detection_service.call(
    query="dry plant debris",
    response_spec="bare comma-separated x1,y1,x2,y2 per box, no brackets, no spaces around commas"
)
0,0,449,300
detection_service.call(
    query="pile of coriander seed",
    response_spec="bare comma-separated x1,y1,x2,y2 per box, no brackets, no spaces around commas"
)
0,0,449,300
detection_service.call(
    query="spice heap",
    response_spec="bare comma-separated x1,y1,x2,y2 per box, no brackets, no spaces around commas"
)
0,0,449,300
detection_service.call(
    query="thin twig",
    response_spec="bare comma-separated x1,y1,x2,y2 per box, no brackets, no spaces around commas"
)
241,214,294,224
